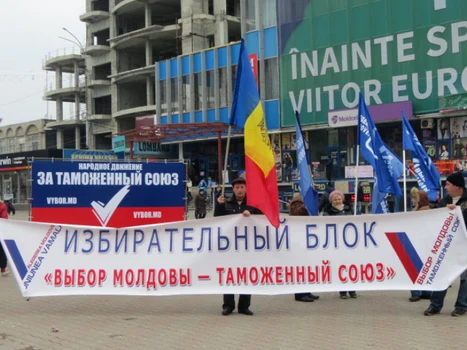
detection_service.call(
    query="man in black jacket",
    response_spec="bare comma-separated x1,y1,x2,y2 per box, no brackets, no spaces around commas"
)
424,171,467,317
214,177,262,316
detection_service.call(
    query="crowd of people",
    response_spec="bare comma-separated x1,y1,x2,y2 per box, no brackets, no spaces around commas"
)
211,172,467,317
1,171,465,318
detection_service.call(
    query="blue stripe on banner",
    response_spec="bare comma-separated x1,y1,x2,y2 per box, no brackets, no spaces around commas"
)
4,240,28,279
396,232,423,273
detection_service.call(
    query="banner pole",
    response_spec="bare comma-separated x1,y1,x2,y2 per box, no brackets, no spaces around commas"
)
440,178,444,199
403,150,407,212
221,125,232,197
354,145,360,216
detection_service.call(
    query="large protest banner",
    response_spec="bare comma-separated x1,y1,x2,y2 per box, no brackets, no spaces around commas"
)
30,161,185,227
1,208,466,298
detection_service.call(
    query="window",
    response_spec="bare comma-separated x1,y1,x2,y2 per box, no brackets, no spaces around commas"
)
27,135,40,151
264,58,279,100
160,79,167,114
262,0,277,28
219,68,228,108
328,129,338,147
170,77,178,114
206,70,215,109
194,73,202,111
245,0,259,31
0,140,4,154
18,137,25,152
182,75,190,112
231,65,238,95
7,138,14,153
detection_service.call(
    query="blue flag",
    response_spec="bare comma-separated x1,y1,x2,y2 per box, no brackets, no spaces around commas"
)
357,94,403,199
402,114,440,201
371,178,390,214
295,111,319,216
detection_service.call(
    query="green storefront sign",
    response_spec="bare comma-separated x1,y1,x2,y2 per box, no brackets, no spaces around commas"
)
278,0,467,127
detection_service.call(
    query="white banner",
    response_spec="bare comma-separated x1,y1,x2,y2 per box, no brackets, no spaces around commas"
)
1,208,467,297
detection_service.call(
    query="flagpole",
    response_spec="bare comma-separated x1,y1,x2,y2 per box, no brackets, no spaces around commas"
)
403,150,407,212
354,145,360,216
221,125,232,197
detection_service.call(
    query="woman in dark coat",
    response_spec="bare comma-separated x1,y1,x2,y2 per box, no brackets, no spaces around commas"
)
195,189,207,219
323,190,356,299
289,194,320,302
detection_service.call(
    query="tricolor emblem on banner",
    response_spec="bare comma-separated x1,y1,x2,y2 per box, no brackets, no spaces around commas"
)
385,232,423,283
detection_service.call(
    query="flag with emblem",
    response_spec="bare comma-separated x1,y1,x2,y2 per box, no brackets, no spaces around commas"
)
229,39,280,228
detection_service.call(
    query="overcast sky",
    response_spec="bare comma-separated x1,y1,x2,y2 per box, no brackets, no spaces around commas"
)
0,0,86,126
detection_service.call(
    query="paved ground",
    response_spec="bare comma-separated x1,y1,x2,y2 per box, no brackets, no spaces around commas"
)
1,211,466,350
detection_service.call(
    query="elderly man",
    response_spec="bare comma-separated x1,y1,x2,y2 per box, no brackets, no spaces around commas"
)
424,172,467,317
214,177,262,316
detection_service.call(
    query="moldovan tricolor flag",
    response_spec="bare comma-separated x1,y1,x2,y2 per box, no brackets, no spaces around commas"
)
229,39,280,228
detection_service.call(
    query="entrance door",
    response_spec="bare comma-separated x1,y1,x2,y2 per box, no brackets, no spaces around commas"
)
207,156,219,183
229,155,240,180
327,147,349,180
196,157,208,184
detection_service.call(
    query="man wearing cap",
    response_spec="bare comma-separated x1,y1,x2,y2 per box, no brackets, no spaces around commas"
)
424,171,467,317
214,177,262,316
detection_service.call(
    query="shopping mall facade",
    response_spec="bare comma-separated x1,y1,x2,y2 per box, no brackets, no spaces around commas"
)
130,0,467,209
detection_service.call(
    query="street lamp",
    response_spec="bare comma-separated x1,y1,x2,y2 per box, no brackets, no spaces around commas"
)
60,27,90,149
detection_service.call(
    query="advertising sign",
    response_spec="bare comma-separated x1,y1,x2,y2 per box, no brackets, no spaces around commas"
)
0,150,62,172
135,115,155,129
345,165,374,179
112,136,126,153
1,208,466,297
328,102,413,128
278,0,467,126
62,149,122,161
133,141,175,156
30,161,185,227
407,158,467,176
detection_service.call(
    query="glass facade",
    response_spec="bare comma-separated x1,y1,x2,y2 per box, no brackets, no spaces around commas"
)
7,138,14,153
170,77,178,114
262,0,277,28
219,67,228,108
156,35,279,128
181,75,190,112
206,70,215,109
148,0,467,214
194,72,202,111
160,79,167,115
264,57,279,100
245,0,259,32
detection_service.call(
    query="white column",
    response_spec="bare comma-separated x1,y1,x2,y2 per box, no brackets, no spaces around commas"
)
56,130,64,149
178,143,184,161
75,126,81,149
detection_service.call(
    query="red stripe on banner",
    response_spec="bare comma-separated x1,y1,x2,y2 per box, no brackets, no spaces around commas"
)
0,166,30,172
31,207,185,227
386,232,419,283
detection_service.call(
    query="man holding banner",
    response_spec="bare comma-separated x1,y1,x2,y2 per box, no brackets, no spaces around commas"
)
215,177,262,316
424,172,467,317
